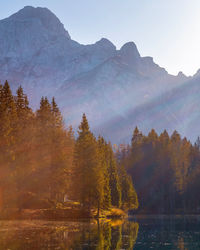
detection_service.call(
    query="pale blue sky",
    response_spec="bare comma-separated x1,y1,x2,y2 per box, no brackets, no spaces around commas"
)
1,0,200,76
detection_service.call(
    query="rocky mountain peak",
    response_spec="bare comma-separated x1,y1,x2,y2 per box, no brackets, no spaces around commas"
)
8,6,71,39
95,38,116,51
119,42,140,59
177,71,188,79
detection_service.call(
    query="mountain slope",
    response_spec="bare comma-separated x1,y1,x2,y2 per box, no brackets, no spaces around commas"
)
0,6,196,143
99,75,200,143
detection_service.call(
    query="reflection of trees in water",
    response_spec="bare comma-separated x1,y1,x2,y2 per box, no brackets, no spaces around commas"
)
177,236,188,250
70,220,139,249
0,228,77,249
0,221,81,249
122,222,139,250
0,220,139,249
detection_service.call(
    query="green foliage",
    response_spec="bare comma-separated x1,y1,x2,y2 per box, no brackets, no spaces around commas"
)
72,114,137,213
119,165,138,210
34,96,74,202
98,137,111,209
0,82,138,213
106,143,122,208
118,126,200,214
0,82,74,209
72,114,104,210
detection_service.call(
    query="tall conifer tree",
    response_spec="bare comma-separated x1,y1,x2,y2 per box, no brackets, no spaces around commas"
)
73,114,104,211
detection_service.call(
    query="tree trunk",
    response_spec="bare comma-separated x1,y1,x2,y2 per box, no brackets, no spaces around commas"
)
0,187,3,211
97,200,100,218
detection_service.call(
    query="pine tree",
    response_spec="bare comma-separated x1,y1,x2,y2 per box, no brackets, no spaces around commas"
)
34,97,74,203
131,126,143,147
34,97,53,199
156,130,171,213
14,86,34,208
119,165,138,210
98,136,111,209
15,86,31,118
73,114,104,212
0,81,18,162
106,143,121,207
0,81,18,208
49,97,73,201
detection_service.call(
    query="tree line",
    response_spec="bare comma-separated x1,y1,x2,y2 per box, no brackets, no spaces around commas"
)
72,114,138,214
0,81,138,213
117,127,200,214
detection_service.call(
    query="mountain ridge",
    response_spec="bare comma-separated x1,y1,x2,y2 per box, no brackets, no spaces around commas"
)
0,6,199,143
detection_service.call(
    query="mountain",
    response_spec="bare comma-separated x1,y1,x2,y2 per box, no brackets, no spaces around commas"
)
100,75,200,143
0,6,197,143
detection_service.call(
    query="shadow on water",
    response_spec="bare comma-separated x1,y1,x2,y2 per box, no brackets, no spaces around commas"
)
131,215,200,249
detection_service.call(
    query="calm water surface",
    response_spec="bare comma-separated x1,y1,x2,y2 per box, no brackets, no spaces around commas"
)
0,215,200,249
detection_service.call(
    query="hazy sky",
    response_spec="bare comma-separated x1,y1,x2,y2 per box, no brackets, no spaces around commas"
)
1,0,200,76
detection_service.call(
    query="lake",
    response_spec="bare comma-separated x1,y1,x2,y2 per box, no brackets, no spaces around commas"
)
0,215,200,249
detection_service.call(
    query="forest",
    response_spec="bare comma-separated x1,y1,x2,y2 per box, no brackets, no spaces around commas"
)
1,80,200,215
0,81,138,215
118,127,200,214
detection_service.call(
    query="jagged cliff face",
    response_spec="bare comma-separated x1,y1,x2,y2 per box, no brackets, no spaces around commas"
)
0,6,198,143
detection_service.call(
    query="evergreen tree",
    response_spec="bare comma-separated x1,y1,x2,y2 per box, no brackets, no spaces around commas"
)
119,164,138,210
106,143,121,207
34,97,74,203
14,86,34,208
0,81,18,208
97,136,111,209
0,81,18,162
34,97,52,199
131,126,143,147
156,130,171,212
49,97,73,201
73,114,104,211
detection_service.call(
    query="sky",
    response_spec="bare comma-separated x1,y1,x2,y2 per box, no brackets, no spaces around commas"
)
0,0,200,76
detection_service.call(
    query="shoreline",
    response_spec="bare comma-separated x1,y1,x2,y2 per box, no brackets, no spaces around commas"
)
1,208,199,221
0,207,127,220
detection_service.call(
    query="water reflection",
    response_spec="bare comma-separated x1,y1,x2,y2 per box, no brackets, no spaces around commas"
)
69,220,139,249
0,216,200,249
133,215,200,249
177,237,187,250
0,220,139,250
